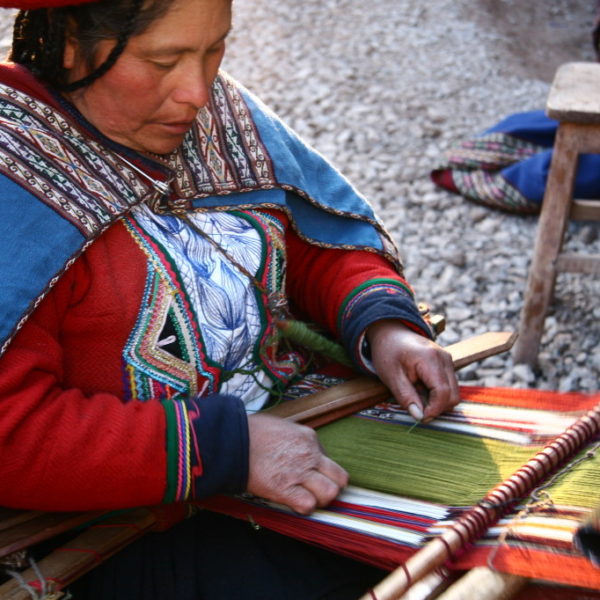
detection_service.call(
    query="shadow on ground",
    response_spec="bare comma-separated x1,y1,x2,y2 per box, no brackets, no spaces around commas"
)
466,0,597,82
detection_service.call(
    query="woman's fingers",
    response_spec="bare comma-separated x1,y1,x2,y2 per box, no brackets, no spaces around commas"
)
414,350,461,422
287,469,345,514
318,454,350,489
247,414,348,514
384,365,426,418
367,320,462,422
285,455,349,514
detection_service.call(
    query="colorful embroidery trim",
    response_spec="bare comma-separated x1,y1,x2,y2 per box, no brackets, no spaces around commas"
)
337,278,415,334
0,85,151,236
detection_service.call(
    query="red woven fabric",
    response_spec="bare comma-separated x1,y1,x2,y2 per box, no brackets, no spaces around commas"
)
201,388,600,591
453,544,600,592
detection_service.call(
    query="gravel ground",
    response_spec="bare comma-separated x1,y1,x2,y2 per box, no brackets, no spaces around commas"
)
0,2,598,392
221,0,600,393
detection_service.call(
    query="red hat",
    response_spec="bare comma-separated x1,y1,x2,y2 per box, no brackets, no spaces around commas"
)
0,0,95,7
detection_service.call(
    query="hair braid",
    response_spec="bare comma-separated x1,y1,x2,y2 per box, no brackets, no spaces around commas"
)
10,0,168,91
11,11,51,77
64,0,144,91
10,11,30,66
42,9,68,86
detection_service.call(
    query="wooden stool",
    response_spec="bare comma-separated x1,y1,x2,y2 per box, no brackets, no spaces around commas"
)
513,62,600,366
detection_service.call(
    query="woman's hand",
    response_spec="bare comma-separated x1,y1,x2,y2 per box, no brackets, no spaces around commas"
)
246,413,348,515
366,320,460,423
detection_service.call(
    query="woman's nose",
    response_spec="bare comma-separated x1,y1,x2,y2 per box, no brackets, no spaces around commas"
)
172,65,211,109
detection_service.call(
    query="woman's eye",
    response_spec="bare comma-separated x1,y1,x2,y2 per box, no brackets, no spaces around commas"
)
207,43,225,55
153,60,177,70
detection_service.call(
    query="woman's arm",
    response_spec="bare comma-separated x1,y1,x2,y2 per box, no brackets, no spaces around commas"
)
285,228,459,420
0,259,248,512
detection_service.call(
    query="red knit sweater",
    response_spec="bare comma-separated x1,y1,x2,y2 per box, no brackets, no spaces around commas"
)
0,209,418,511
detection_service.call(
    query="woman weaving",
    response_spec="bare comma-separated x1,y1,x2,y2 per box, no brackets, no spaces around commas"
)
0,0,460,597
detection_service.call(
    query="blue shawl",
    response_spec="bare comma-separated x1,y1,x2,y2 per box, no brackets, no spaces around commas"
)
0,67,399,355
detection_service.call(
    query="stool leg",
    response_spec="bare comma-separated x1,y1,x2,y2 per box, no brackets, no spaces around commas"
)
513,124,579,366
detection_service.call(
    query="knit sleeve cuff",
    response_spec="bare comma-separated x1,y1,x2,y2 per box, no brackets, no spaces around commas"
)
162,394,249,503
338,279,433,372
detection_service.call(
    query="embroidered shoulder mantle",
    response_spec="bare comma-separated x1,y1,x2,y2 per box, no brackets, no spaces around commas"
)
0,65,400,355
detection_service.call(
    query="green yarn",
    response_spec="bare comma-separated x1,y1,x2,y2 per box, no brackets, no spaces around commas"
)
538,447,600,509
277,319,352,367
317,416,600,508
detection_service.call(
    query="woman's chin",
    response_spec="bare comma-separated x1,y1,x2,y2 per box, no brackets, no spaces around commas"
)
137,134,189,157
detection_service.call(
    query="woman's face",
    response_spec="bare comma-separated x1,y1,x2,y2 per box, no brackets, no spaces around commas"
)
64,0,232,155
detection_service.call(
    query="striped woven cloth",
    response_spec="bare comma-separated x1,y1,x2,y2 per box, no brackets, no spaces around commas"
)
431,110,600,214
202,386,600,591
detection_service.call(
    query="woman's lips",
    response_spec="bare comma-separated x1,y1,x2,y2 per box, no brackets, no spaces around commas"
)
159,121,195,134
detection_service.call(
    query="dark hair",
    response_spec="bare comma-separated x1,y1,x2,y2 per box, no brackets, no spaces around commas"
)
10,0,174,91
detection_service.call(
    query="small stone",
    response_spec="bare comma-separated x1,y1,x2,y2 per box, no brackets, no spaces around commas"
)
511,363,537,385
447,306,472,322
483,356,507,369
559,375,579,393
477,218,500,234
579,224,599,245
427,108,447,124
470,208,489,223
421,193,439,204
447,251,467,268
483,376,505,387
458,363,479,381
580,378,597,391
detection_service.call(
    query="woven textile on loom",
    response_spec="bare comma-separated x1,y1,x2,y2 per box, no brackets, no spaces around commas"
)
201,386,600,590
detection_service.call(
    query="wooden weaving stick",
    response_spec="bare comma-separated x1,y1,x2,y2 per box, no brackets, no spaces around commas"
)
265,331,517,428
432,567,527,600
0,509,155,600
424,510,600,600
0,511,106,565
